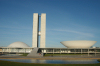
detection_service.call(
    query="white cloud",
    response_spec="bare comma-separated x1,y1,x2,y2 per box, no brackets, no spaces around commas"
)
0,25,31,29
52,29,94,37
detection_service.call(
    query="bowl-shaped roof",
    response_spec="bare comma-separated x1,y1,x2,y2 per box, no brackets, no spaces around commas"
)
60,40,97,48
8,42,30,48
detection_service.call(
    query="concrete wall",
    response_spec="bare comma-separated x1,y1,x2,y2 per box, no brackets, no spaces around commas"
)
40,13,46,48
32,13,46,48
32,13,39,48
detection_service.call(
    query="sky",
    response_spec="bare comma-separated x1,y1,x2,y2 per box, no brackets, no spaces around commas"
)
0,0,100,48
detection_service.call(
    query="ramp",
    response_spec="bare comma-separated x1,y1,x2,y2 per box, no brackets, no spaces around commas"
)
27,48,43,57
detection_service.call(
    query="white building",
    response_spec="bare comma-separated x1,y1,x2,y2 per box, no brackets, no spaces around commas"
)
32,13,46,48
0,13,100,56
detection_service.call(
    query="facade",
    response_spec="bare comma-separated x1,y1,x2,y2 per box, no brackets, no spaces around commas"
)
60,40,97,48
40,14,46,48
32,13,46,48
1,13,100,56
32,13,39,48
0,48,100,56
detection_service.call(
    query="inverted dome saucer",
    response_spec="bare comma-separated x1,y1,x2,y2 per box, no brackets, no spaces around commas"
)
60,40,97,48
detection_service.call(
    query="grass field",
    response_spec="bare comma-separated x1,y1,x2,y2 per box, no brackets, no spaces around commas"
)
44,53,87,57
0,60,100,66
19,53,29,56
19,53,87,57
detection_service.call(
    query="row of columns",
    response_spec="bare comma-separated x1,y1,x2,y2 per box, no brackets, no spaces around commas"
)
1,48,33,54
42,49,99,56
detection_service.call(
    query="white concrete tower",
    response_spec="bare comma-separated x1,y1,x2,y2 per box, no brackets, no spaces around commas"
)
32,13,39,48
32,13,46,48
40,13,46,48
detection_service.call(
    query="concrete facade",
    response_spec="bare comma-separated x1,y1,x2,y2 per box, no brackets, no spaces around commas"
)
27,48,43,57
32,13,39,48
32,13,46,48
1,48,100,56
40,13,46,48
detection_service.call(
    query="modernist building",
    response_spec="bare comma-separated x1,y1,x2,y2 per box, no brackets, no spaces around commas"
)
32,13,46,48
60,40,97,48
0,13,100,56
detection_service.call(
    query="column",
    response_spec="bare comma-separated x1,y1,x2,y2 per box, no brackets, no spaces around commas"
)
88,49,89,56
81,49,82,54
95,49,96,56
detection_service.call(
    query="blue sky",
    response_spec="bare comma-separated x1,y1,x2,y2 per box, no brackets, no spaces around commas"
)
0,0,100,48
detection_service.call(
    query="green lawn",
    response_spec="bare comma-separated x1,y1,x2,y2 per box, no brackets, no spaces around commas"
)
44,53,87,57
0,60,100,66
19,53,86,57
19,53,29,56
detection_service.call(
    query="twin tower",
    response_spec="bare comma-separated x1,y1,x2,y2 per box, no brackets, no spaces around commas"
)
32,13,46,48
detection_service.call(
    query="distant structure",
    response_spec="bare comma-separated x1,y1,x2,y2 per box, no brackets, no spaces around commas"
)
0,13,100,57
8,42,30,48
32,13,46,48
60,40,97,48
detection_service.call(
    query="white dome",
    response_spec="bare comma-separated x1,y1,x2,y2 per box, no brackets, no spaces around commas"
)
60,40,97,48
8,42,30,48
